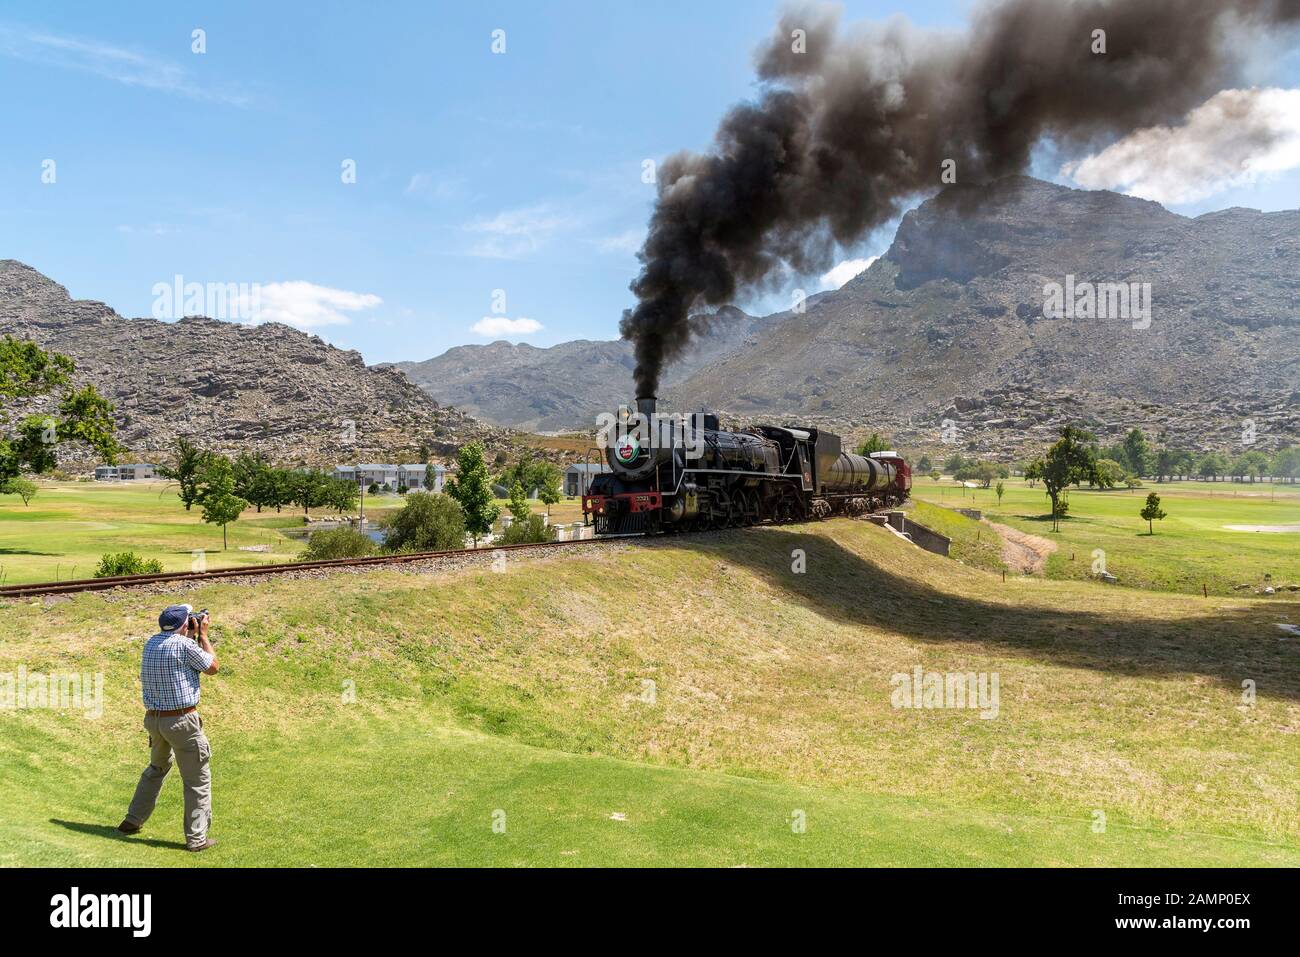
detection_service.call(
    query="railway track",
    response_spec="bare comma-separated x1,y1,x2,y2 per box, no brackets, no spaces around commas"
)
0,509,890,601
0,536,623,600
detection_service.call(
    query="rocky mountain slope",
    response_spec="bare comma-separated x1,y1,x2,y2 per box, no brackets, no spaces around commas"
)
395,177,1296,457
0,261,509,468
390,304,795,432
669,177,1298,456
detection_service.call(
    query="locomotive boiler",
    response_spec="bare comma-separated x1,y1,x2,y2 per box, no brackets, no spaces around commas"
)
582,396,911,535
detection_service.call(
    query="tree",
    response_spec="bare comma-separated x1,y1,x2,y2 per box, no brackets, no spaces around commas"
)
1024,426,1104,532
974,461,1000,488
232,451,280,511
507,481,532,525
916,454,933,474
381,492,467,552
196,455,247,549
0,336,121,485
203,492,246,550
446,442,499,546
1153,448,1192,483
1234,450,1270,484
994,480,1005,506
291,468,334,515
1196,452,1228,482
942,452,967,475
929,469,941,482
247,464,293,513
1140,492,1167,535
267,468,297,512
158,438,213,510
301,527,376,561
497,452,537,496
535,461,562,516
0,476,37,506
1120,428,1152,478
1273,446,1300,484
326,477,360,515
1093,458,1127,489
857,433,890,456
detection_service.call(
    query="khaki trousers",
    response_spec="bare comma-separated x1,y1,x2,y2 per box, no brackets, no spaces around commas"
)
125,711,212,848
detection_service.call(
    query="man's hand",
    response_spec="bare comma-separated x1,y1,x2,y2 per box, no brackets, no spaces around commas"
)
197,615,219,675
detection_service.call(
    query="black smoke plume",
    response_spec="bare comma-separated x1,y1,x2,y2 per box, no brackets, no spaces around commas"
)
620,0,1300,398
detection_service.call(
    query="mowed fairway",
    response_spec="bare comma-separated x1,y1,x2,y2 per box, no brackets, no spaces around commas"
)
1,521,1296,866
913,477,1300,595
0,482,587,586
0,482,308,584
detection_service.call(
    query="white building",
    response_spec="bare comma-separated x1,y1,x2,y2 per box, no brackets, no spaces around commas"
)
94,463,158,481
334,463,444,493
564,463,610,496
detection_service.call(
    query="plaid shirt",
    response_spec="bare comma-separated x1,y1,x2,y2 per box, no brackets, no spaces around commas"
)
140,631,213,711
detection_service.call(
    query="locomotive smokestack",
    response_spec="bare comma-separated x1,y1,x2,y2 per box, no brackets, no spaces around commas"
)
636,396,657,418
618,0,1300,399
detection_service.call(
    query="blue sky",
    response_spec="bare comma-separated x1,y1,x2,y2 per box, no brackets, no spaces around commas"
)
2,0,1299,364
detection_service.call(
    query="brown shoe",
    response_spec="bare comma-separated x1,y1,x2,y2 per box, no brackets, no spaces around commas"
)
117,820,141,834
186,839,217,852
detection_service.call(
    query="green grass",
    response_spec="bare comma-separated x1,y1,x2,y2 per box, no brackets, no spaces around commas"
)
914,477,1300,595
0,482,318,585
2,520,1296,866
0,481,587,585
5,710,1284,867
908,499,1007,574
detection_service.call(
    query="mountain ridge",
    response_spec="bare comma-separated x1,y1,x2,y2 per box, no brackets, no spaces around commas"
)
395,177,1298,456
0,260,510,468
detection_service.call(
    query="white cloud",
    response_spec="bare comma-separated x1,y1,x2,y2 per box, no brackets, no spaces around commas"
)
471,316,543,338
820,257,878,289
0,25,252,106
463,204,577,259
249,282,382,329
1063,88,1300,205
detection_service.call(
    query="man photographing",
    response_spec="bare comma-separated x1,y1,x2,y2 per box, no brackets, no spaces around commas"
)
118,603,219,852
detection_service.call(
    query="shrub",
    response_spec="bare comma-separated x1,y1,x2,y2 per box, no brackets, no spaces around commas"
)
381,492,467,552
95,551,164,578
301,527,377,561
500,513,556,545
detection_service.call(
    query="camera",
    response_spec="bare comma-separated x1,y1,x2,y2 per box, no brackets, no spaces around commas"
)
187,609,209,634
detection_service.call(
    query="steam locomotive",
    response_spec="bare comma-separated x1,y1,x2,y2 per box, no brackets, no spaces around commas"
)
582,397,911,535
